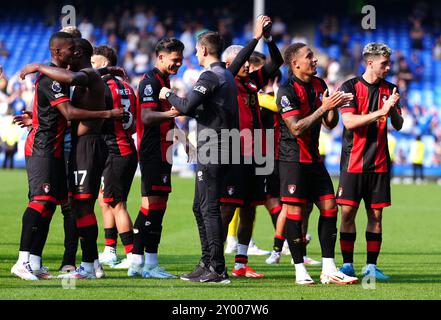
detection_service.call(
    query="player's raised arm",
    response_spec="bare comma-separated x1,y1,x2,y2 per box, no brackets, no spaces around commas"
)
228,15,270,76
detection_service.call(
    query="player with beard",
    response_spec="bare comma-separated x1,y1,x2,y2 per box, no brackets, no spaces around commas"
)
276,43,357,285
336,43,403,281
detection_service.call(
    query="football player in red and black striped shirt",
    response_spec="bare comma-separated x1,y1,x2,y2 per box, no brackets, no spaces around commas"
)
13,33,123,281
91,45,137,269
221,15,283,278
336,43,403,280
276,43,357,285
129,38,182,278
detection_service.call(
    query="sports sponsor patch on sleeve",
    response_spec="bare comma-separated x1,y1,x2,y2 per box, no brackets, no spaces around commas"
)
193,85,207,94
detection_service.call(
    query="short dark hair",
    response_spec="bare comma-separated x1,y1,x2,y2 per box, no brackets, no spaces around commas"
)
197,31,223,58
284,42,307,66
155,38,184,57
93,45,118,66
249,51,266,68
49,31,74,47
60,26,82,39
74,38,94,59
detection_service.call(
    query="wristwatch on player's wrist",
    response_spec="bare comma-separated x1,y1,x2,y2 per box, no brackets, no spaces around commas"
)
165,90,172,99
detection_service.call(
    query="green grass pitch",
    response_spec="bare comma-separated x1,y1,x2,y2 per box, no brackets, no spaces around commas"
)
0,169,440,300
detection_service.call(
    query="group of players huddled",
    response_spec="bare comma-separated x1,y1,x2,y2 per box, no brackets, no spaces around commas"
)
10,14,403,285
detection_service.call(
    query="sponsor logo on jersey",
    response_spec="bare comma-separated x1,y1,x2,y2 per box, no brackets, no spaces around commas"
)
288,184,296,194
42,183,51,194
144,84,153,96
338,187,343,197
193,85,207,94
51,81,62,93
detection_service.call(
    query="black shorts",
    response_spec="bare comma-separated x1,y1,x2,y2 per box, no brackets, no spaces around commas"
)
69,135,107,200
279,161,335,204
220,164,266,207
336,172,391,209
265,160,280,199
140,161,172,196
26,155,67,204
101,152,138,203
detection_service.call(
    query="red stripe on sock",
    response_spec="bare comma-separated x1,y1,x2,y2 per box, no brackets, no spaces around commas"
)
105,238,117,246
275,234,285,240
340,240,355,252
124,244,134,254
270,205,283,215
320,208,338,217
76,214,97,228
367,240,382,252
286,212,302,221
235,257,248,264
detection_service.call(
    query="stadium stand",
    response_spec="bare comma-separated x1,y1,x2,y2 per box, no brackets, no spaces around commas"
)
0,1,440,179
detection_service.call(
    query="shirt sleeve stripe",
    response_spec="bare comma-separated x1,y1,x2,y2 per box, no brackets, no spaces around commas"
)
50,97,70,106
340,108,356,114
140,102,158,108
281,110,301,118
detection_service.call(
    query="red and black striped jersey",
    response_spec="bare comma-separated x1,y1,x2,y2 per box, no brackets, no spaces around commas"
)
136,68,174,163
236,69,266,157
102,76,136,157
276,75,327,163
259,93,280,161
339,76,402,173
25,67,70,158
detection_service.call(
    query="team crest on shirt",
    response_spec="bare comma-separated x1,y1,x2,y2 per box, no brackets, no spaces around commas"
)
144,84,153,96
338,187,343,197
288,184,296,194
42,183,51,194
281,96,290,108
162,174,168,184
51,81,62,93
227,186,235,196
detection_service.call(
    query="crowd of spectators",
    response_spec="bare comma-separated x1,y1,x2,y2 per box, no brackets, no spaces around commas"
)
1,1,441,178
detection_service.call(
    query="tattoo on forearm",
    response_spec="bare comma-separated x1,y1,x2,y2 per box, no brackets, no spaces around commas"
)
288,106,326,136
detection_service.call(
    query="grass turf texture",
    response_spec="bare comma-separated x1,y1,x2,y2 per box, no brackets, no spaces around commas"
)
0,169,440,300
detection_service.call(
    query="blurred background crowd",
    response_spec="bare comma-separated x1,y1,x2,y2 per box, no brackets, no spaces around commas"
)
0,0,440,182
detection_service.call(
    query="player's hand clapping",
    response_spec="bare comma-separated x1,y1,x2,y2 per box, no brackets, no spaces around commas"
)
321,89,354,111
380,87,400,116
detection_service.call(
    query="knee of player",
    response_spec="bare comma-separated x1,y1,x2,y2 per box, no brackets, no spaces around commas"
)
366,210,383,224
